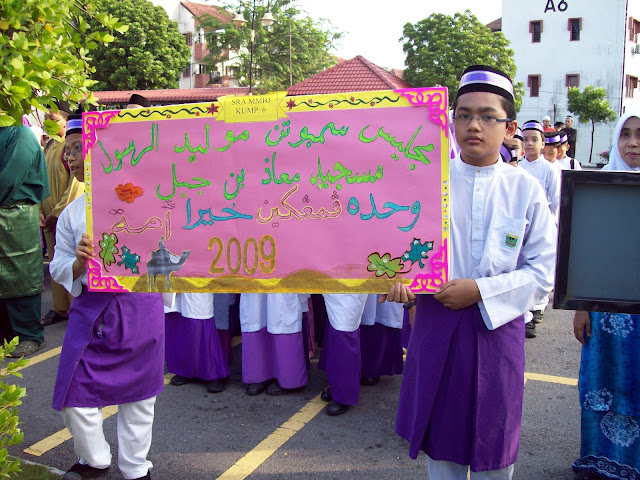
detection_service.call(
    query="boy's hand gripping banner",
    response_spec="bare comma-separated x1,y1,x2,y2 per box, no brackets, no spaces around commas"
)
82,88,450,293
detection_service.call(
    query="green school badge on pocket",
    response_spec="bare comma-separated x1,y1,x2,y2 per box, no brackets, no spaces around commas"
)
505,234,518,248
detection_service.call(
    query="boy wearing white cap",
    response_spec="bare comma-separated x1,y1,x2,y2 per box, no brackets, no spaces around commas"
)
555,131,582,170
385,65,557,479
519,120,561,219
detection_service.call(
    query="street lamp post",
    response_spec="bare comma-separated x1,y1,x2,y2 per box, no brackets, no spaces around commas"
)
232,1,275,94
289,21,292,88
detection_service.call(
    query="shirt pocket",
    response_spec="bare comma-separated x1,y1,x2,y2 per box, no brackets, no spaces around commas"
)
488,215,526,268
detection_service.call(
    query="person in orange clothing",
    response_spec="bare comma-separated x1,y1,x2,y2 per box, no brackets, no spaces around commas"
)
39,101,84,326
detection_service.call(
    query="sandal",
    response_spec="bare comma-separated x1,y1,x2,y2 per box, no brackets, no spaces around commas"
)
41,310,68,326
9,340,46,358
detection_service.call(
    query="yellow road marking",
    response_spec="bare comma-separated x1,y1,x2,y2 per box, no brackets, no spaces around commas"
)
1,347,62,376
215,394,326,480
525,372,578,386
20,360,576,460
24,405,118,457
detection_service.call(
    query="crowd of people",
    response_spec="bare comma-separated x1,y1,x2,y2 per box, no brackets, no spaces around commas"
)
0,66,637,480
490,111,581,339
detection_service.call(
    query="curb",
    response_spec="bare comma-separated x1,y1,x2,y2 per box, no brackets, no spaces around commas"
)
19,457,65,476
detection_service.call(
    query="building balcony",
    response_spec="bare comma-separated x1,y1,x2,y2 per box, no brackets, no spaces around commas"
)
194,42,210,61
194,73,211,88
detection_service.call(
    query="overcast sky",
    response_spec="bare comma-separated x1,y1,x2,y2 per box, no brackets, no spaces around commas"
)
293,0,503,69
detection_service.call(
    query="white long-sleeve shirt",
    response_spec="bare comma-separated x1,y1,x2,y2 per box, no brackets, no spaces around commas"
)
361,293,403,328
50,194,87,297
519,155,561,217
164,293,214,319
239,293,303,334
556,156,582,170
450,156,557,330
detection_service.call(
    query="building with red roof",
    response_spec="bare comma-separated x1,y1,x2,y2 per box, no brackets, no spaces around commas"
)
287,55,412,95
150,0,239,89
486,18,502,32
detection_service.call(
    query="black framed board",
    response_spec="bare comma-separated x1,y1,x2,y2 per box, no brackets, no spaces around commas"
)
554,170,640,313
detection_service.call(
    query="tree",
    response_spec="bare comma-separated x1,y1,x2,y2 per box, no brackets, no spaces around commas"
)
0,338,28,478
402,10,524,110
567,86,617,163
87,0,191,91
0,0,127,135
198,0,342,92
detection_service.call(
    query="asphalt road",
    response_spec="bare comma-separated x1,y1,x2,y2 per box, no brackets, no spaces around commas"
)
6,264,582,479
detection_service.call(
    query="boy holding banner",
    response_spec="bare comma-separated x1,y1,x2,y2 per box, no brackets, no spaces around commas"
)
51,110,164,480
383,65,557,479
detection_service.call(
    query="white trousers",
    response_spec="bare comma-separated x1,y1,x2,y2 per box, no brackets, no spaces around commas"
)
427,457,514,480
62,397,156,480
532,293,549,313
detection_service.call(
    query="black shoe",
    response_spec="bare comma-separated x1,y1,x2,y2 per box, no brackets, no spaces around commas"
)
265,381,305,396
360,376,380,386
532,310,544,324
246,380,272,396
206,376,229,393
63,463,109,480
525,322,537,339
326,400,349,416
321,386,332,402
170,375,192,386
132,472,151,480
265,381,285,396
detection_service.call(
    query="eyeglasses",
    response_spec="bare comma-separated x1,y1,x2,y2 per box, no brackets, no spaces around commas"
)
63,143,82,159
452,114,512,127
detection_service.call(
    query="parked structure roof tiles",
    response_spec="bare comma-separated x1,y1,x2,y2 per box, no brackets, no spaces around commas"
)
93,87,250,106
287,55,412,95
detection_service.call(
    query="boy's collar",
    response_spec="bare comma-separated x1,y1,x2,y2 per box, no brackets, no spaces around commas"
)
457,154,501,173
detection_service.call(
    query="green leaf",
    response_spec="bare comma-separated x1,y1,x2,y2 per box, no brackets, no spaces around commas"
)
367,253,405,278
44,119,61,137
9,58,24,76
0,115,16,127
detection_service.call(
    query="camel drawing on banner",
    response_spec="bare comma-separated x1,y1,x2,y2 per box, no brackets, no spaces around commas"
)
147,236,190,291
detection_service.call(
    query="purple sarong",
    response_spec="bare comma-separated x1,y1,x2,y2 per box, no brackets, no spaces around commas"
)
318,322,361,405
241,327,307,389
52,289,165,411
395,295,524,472
401,309,411,349
217,329,233,365
165,312,229,381
360,323,404,378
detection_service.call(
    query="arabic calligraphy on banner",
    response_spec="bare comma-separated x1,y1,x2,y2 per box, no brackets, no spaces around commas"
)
83,88,450,293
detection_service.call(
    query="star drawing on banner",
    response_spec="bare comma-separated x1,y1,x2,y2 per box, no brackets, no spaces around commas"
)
286,99,297,110
206,103,219,115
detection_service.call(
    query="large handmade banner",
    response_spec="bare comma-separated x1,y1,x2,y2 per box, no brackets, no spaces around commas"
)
82,88,450,293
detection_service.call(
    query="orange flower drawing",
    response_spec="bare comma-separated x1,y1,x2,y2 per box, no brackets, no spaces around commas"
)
115,183,143,203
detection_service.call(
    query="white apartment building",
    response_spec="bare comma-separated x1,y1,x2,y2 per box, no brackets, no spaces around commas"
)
150,0,241,89
501,0,640,164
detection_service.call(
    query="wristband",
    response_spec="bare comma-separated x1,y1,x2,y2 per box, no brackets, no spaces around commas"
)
403,300,417,309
